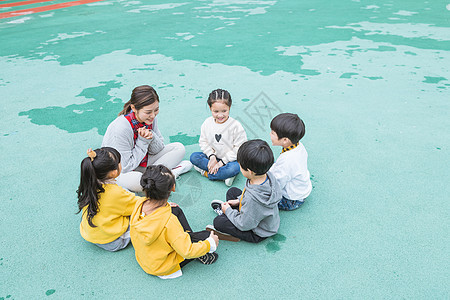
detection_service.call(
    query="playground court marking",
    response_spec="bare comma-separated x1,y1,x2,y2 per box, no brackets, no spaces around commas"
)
0,0,58,9
0,0,104,19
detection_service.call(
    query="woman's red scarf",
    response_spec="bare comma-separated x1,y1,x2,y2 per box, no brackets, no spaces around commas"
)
124,112,153,167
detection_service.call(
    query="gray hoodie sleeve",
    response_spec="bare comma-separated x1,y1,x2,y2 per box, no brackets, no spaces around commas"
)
224,193,263,231
102,116,150,173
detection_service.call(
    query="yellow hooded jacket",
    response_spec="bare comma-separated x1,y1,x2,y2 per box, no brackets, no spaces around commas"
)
80,184,143,244
130,199,211,276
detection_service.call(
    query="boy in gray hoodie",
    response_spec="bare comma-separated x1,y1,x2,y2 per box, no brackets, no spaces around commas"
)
209,139,282,243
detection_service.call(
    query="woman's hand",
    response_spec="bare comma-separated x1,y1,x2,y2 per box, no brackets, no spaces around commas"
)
137,127,153,140
168,202,178,207
209,160,224,175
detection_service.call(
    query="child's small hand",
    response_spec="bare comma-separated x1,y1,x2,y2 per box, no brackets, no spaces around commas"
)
221,202,230,213
209,160,224,175
207,155,218,172
209,231,219,247
138,127,153,139
227,199,239,206
168,202,178,207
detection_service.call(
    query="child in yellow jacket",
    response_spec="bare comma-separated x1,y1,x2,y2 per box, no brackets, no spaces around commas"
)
77,147,144,251
130,165,219,279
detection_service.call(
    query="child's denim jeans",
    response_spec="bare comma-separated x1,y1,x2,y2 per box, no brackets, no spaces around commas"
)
190,152,240,180
278,197,304,211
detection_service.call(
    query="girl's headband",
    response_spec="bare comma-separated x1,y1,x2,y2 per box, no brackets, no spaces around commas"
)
87,148,97,161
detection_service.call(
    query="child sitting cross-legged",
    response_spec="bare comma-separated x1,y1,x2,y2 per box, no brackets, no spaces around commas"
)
77,147,142,252
269,113,312,211
190,89,247,187
130,165,219,279
207,139,282,243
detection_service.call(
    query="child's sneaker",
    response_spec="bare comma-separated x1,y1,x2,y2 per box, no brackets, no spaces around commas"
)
211,200,224,215
193,165,207,177
197,252,218,265
224,176,236,187
206,225,240,242
172,160,192,178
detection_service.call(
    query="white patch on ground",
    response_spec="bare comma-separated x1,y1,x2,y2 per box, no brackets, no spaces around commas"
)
116,0,141,7
196,15,239,20
39,12,54,18
127,2,188,13
326,21,450,41
43,31,106,44
6,17,31,24
174,32,195,40
87,1,114,6
193,0,276,18
362,5,379,10
231,6,269,15
393,10,418,16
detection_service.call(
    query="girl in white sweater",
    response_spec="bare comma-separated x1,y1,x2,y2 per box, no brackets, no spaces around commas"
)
190,89,247,186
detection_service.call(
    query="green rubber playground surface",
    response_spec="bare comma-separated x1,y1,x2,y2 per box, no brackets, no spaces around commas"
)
1,0,449,298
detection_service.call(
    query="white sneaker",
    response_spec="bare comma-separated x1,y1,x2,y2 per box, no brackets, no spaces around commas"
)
211,200,224,215
224,176,236,187
193,165,207,177
171,160,192,178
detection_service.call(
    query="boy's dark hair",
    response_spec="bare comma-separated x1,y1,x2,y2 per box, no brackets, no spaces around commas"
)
76,147,121,227
141,165,175,201
270,113,305,144
237,139,274,175
207,89,232,107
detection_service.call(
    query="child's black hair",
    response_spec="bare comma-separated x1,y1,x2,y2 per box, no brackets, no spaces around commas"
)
140,165,176,201
207,89,232,107
76,147,121,227
237,139,274,175
270,113,305,144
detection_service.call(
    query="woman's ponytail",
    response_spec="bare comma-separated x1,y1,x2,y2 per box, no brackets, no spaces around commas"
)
118,100,132,116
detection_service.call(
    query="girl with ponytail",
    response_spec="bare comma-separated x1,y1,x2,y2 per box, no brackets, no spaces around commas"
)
77,147,143,251
130,165,219,279
102,85,192,192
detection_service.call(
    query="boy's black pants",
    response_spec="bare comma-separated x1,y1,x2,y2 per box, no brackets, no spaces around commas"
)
171,206,210,267
213,187,266,243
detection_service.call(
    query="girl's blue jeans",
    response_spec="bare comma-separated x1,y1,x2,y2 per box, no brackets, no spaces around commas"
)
278,197,304,211
190,152,240,180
